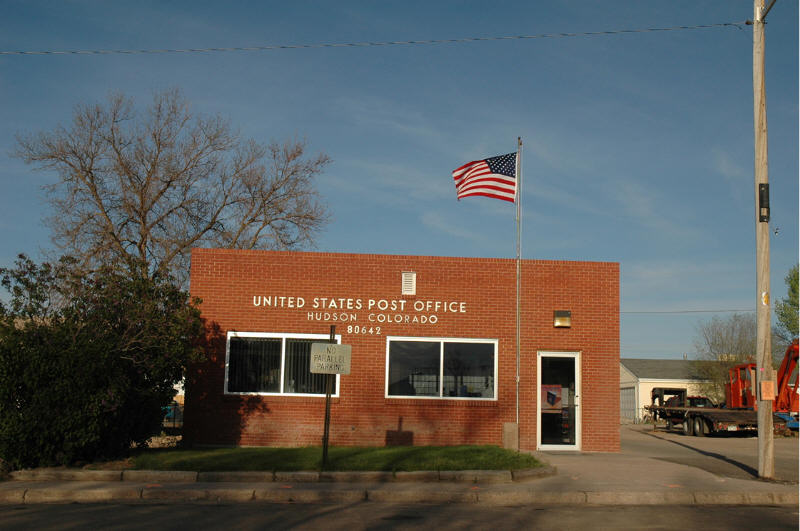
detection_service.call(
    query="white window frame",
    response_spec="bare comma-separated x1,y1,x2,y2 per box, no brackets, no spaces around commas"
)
384,336,498,401
224,331,341,397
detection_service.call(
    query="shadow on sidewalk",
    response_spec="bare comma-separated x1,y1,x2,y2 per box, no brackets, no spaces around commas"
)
643,430,758,479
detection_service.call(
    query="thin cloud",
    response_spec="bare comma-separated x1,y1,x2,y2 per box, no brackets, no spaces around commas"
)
420,211,515,257
623,258,752,311
625,259,747,286
712,147,749,182
334,96,446,148
329,158,452,204
420,211,481,241
608,177,701,241
710,147,750,204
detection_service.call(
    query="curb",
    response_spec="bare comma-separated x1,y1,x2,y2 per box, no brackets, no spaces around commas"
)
4,466,797,507
1,483,797,506
9,466,556,484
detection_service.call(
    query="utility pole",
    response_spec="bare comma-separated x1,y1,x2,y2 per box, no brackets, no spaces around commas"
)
751,0,776,479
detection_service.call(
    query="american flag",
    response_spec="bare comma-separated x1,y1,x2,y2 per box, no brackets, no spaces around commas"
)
452,152,517,203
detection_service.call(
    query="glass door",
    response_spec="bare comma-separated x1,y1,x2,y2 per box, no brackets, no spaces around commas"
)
537,351,581,450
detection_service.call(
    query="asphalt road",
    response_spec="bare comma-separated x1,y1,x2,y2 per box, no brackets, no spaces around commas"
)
622,424,799,483
1,502,797,530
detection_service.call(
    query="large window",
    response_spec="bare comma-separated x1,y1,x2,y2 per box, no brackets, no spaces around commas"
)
225,332,339,396
386,337,497,399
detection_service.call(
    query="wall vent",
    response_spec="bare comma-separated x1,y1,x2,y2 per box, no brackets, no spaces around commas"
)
401,272,416,295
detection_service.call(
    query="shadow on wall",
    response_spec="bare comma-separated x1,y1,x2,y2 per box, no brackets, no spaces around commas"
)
385,416,414,446
184,318,275,446
182,318,222,446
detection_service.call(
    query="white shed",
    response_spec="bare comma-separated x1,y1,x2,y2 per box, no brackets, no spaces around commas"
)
620,359,709,423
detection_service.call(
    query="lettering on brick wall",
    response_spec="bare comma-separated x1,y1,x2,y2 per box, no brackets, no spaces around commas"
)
252,295,467,334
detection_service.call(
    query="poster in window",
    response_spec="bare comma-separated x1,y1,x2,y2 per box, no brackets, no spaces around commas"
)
541,384,562,409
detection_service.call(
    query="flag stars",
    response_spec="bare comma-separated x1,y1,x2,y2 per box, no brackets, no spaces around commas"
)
486,153,516,178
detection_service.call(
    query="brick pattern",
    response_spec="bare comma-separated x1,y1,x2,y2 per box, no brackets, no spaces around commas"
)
184,249,620,451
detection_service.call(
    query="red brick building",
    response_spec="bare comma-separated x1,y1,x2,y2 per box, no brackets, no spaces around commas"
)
184,248,620,452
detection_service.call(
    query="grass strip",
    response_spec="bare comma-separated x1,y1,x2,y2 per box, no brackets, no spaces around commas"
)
133,445,542,472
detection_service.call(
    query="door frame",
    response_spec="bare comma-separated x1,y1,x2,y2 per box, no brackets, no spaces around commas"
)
536,351,582,451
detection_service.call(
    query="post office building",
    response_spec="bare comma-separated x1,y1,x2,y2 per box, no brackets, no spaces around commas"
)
184,248,620,451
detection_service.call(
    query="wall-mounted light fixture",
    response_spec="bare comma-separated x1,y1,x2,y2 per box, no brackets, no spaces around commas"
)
553,310,571,328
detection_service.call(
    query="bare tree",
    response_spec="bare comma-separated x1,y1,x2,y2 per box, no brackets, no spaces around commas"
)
691,312,785,402
691,313,756,402
15,89,331,283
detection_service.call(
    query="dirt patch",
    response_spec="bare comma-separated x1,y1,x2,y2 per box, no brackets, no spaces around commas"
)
82,435,182,470
145,435,182,448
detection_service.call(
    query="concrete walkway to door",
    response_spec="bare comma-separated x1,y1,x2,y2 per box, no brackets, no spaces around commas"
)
533,423,798,502
617,422,798,482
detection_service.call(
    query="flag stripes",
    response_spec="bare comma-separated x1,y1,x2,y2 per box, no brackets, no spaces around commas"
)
452,152,516,203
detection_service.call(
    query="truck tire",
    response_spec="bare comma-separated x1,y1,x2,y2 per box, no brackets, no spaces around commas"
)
682,416,693,436
694,417,706,437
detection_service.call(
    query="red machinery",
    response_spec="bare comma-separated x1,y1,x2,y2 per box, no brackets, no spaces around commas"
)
775,340,799,413
725,340,799,413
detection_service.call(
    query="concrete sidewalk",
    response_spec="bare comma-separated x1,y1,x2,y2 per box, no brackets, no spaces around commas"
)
1,427,797,506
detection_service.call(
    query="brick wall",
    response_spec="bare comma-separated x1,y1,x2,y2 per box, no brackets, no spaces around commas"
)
184,248,620,451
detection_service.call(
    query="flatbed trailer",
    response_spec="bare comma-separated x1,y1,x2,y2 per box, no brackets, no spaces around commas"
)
646,341,799,436
645,404,784,436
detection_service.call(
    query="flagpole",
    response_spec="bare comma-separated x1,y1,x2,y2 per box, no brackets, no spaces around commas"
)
515,137,522,450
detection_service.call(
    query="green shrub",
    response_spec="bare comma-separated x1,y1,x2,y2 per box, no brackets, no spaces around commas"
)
0,255,204,469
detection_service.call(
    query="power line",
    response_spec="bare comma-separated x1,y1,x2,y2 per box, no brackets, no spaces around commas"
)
0,21,747,57
621,309,754,314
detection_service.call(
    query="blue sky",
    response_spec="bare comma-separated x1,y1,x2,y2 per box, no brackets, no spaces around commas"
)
0,1,797,359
